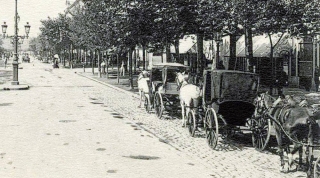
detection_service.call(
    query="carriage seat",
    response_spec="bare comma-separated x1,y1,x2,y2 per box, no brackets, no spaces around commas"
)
164,82,179,95
152,81,163,93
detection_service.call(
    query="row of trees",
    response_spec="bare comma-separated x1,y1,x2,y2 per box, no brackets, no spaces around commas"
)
30,0,320,84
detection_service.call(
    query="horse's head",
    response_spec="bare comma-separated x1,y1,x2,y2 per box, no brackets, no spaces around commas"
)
254,91,275,115
176,72,189,90
138,70,149,80
284,95,297,107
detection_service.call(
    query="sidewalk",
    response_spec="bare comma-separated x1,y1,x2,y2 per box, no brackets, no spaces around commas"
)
72,66,140,94
70,65,320,105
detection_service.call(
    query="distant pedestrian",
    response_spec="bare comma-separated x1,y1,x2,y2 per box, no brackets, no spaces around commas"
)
137,57,140,69
217,60,225,69
101,60,106,74
53,58,59,68
120,60,125,76
275,70,288,96
315,66,319,92
4,54,8,69
108,57,113,70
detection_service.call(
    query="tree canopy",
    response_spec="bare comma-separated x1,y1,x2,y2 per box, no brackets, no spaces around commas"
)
37,0,319,65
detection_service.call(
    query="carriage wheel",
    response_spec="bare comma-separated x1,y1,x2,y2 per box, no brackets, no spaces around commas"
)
144,95,151,113
187,109,196,137
314,156,320,178
154,92,164,119
205,108,219,149
217,116,229,139
251,114,271,151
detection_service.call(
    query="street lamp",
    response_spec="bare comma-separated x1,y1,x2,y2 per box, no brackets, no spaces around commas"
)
1,0,30,85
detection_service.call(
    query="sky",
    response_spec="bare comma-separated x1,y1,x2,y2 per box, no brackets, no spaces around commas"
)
0,0,72,38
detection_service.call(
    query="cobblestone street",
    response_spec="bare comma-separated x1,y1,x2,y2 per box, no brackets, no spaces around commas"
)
0,59,214,178
0,59,316,177
77,72,309,178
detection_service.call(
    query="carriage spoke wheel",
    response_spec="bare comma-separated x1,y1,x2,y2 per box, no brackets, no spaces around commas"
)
251,114,271,151
205,108,219,150
314,156,320,178
218,116,229,139
187,109,196,137
144,95,151,113
154,93,164,119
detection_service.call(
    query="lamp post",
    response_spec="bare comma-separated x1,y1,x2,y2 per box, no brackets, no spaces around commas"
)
1,0,30,85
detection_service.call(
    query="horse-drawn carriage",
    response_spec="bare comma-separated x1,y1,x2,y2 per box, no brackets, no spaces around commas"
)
190,70,261,149
253,91,320,177
147,63,188,119
176,69,263,149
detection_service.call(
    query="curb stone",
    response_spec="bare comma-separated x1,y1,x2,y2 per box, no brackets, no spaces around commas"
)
76,72,140,100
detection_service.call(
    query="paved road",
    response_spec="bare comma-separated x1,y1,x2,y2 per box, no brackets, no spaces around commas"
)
0,58,313,177
0,59,214,178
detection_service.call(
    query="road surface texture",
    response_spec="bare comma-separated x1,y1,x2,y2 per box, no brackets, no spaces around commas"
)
0,59,213,178
0,58,316,178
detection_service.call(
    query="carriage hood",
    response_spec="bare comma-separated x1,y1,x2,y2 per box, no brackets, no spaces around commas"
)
204,70,259,103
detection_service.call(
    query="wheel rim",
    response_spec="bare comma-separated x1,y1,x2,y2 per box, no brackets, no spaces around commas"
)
205,109,218,149
218,116,228,139
154,93,163,119
154,94,160,116
187,110,196,137
314,157,320,178
251,114,271,151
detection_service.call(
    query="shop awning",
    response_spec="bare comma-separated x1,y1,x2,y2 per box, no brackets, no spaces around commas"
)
236,33,292,58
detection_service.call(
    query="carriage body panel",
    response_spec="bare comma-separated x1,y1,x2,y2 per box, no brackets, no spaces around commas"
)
203,70,259,125
149,63,188,118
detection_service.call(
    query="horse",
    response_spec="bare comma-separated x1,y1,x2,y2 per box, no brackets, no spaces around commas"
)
137,71,150,109
255,92,317,177
176,72,202,127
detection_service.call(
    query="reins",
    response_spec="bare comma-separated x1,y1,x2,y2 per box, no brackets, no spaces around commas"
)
259,94,319,147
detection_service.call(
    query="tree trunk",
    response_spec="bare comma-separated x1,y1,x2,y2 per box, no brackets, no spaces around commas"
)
129,48,134,89
245,27,253,72
133,48,136,73
174,39,180,63
229,34,237,70
166,42,171,63
161,48,164,63
98,49,101,78
142,45,146,70
91,49,94,74
69,44,72,67
197,32,204,77
63,49,66,66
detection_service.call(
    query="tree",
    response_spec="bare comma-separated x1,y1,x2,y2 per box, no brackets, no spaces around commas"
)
253,0,312,92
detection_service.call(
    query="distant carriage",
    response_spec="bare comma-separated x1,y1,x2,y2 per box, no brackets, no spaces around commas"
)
146,63,188,119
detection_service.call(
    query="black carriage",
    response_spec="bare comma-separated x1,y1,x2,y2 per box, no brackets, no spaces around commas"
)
148,63,188,119
192,70,262,149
